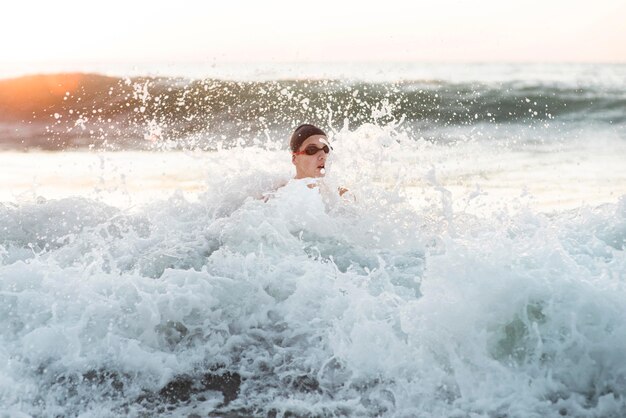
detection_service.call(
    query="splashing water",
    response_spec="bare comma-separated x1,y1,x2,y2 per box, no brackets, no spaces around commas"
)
1,120,625,417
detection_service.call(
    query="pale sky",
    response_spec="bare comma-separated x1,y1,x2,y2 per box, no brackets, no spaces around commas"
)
2,0,625,73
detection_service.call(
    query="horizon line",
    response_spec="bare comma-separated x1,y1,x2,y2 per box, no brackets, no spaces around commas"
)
2,61,625,82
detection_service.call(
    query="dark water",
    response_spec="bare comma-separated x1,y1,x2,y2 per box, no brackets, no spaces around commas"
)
0,68,624,150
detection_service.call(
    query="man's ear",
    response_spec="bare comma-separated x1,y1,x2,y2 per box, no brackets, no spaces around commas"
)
292,154,296,164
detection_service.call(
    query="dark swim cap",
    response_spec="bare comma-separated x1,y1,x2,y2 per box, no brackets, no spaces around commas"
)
290,124,327,152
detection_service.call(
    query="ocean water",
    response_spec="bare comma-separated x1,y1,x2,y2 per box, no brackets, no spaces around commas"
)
1,64,626,417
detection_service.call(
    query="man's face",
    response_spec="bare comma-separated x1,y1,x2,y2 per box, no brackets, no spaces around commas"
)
292,134,329,179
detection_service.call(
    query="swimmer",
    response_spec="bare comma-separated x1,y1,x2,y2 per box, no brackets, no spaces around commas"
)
290,124,348,196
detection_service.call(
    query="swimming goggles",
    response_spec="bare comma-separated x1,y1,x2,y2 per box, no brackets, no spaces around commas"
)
293,144,332,156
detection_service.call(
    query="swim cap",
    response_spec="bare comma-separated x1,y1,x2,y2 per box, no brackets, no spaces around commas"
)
290,124,327,152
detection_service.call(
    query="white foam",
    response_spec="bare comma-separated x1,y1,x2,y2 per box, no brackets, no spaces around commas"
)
1,126,626,416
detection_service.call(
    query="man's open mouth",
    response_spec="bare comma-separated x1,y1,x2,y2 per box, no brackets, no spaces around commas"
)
317,165,325,169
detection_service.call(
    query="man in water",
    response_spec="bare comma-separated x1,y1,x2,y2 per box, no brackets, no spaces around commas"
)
290,124,329,179
290,123,348,196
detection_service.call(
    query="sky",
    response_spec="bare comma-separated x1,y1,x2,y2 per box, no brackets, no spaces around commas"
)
1,0,625,76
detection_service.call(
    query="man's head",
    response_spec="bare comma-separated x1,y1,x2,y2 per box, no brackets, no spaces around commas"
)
290,124,330,179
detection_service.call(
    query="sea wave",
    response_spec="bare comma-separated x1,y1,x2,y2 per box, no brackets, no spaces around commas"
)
1,73,624,150
1,143,625,416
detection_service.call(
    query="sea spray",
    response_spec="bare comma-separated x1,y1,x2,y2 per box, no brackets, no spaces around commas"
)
2,65,625,151
1,64,625,416
1,145,625,416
